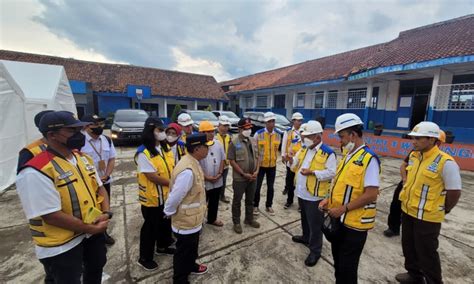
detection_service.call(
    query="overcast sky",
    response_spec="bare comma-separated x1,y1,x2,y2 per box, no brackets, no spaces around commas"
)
1,0,473,81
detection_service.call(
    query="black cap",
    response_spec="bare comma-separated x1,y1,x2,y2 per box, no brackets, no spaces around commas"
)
237,118,252,129
39,111,91,133
81,114,106,123
34,110,54,128
145,116,164,128
185,133,212,148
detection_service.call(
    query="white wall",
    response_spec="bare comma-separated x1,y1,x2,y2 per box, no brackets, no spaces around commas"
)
385,80,400,111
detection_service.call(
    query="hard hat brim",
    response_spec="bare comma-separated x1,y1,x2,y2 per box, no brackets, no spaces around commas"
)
179,120,194,126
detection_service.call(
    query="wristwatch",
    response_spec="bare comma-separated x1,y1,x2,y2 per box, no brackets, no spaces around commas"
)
103,211,113,220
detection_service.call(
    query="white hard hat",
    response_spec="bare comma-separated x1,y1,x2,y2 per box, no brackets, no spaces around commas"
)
334,113,363,133
408,121,440,138
218,115,231,126
291,112,304,120
263,111,276,122
177,113,194,126
301,120,323,135
300,123,307,133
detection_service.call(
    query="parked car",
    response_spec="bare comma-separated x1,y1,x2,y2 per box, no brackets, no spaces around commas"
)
180,109,220,132
110,109,149,145
212,110,240,132
243,111,291,134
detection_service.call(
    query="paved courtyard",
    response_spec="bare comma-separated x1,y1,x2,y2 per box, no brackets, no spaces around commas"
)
1,146,473,283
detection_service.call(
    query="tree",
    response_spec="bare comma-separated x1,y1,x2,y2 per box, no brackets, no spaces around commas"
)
170,104,182,122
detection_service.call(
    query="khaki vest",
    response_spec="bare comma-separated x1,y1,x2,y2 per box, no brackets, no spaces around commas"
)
231,135,259,182
169,155,207,231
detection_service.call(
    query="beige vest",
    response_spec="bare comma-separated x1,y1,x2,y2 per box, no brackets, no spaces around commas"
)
169,154,207,230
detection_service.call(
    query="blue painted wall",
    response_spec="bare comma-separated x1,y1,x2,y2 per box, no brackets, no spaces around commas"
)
70,80,87,94
432,110,474,143
96,92,131,117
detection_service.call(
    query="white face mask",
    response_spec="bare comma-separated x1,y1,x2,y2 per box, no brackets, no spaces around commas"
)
154,131,166,141
242,129,252,138
344,141,355,153
166,135,178,143
303,138,314,148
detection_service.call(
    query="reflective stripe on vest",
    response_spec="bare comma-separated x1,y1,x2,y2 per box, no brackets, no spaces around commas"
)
50,159,82,220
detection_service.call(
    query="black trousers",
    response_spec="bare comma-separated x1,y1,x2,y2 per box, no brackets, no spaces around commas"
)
139,205,174,262
173,231,200,284
103,183,111,199
285,167,296,204
402,213,442,284
254,166,276,208
40,234,107,284
299,198,324,256
387,181,403,232
206,187,222,224
331,226,368,284
220,168,229,199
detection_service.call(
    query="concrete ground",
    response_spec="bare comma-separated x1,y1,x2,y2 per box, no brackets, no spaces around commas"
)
1,146,473,283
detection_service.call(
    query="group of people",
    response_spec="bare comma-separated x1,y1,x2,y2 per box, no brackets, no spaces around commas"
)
14,108,462,284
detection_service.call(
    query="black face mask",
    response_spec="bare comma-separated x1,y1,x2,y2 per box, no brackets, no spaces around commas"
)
63,131,86,150
90,127,104,135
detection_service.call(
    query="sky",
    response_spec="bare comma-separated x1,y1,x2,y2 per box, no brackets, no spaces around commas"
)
1,0,473,81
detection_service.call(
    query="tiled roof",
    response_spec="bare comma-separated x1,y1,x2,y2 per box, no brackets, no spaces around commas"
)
0,50,227,100
221,14,474,93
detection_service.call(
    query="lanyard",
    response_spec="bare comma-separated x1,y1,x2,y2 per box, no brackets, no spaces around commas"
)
89,138,103,160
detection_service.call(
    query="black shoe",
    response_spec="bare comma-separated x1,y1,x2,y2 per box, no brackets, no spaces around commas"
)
137,259,158,271
155,247,176,255
304,253,320,267
383,228,400,238
284,202,292,209
292,235,309,245
283,188,288,195
104,232,115,245
395,272,424,283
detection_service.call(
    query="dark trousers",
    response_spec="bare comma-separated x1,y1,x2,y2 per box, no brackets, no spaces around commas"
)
299,198,324,256
254,166,276,208
139,205,174,262
232,180,256,224
285,167,296,204
387,181,403,232
220,168,229,199
103,183,111,199
402,213,442,284
331,226,368,284
40,234,107,284
206,187,222,224
173,231,200,284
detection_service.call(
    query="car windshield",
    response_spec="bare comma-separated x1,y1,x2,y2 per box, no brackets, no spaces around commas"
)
220,111,239,119
115,110,149,122
275,114,290,125
188,111,218,121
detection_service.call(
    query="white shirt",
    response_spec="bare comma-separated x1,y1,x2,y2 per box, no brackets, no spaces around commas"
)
291,143,337,201
344,145,380,187
170,144,179,165
199,140,225,190
442,160,462,190
281,127,301,167
136,146,164,173
164,169,202,235
81,132,116,184
16,155,103,259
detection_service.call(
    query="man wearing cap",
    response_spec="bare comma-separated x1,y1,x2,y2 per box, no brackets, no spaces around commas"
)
395,122,461,284
319,113,380,283
253,111,282,216
227,118,260,234
166,122,186,164
17,110,54,172
81,114,117,245
281,112,304,209
216,115,232,203
177,113,195,142
198,121,226,227
164,133,211,282
290,120,336,267
16,111,111,283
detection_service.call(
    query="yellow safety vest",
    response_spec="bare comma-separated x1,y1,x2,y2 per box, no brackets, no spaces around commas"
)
23,150,99,247
255,128,281,168
285,127,302,172
399,146,453,223
135,146,175,207
25,139,48,156
216,133,231,166
174,140,187,162
329,146,380,230
294,144,334,197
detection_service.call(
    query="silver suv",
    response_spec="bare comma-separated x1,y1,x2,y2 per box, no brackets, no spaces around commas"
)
111,109,149,145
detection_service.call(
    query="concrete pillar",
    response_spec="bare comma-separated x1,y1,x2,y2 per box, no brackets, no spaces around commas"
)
163,98,167,117
363,81,374,128
337,86,348,109
194,100,198,110
386,80,400,111
428,68,453,121
219,101,223,111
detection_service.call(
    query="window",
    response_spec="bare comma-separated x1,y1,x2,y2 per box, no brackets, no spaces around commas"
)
295,93,305,108
314,91,324,108
256,96,267,108
347,88,367,109
371,87,379,108
449,88,474,109
274,94,286,108
327,90,338,108
243,96,253,108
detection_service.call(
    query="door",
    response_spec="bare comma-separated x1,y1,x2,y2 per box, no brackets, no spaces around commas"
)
410,94,429,129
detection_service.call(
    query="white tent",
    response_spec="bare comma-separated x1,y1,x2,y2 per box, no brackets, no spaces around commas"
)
0,60,77,192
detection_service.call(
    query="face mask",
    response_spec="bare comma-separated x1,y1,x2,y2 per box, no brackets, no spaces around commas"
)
154,131,166,141
242,129,252,138
166,135,178,143
344,133,355,152
90,127,103,135
303,138,314,148
62,131,85,150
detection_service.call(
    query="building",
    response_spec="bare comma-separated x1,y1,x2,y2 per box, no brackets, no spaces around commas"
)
0,50,227,122
221,14,474,144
